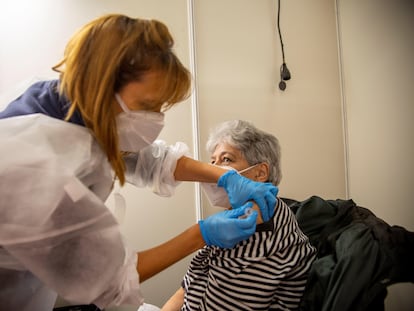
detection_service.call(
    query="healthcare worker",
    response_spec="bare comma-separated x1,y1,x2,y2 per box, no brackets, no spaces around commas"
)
0,14,278,310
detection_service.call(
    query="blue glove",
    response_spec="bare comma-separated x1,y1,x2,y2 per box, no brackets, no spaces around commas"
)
198,202,257,248
217,170,278,222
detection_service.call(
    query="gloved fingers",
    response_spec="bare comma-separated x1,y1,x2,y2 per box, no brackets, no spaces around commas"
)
253,184,278,221
197,219,211,246
251,196,269,222
198,205,257,248
264,192,277,215
265,183,279,196
217,169,238,188
228,206,257,244
239,208,258,230
226,202,254,218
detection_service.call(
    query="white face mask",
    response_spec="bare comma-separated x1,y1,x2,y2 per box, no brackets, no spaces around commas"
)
115,94,165,152
201,164,259,208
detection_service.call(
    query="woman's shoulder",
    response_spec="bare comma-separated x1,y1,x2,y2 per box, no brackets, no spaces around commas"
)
0,79,64,119
0,114,98,170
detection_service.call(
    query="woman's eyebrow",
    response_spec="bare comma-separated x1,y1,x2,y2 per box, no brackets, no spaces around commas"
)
219,151,238,159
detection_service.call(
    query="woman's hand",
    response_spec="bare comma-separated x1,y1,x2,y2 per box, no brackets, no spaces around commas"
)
217,170,278,221
198,202,257,248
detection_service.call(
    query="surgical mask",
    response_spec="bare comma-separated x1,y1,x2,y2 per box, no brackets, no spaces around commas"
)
201,164,259,208
115,94,164,152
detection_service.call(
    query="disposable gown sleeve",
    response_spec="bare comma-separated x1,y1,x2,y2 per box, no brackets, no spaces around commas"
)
124,140,191,196
0,114,143,308
3,178,143,308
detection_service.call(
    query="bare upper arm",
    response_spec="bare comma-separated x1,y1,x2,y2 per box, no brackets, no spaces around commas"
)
161,287,185,311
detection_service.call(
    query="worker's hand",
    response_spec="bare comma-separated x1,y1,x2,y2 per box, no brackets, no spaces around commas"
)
217,170,278,222
198,202,257,248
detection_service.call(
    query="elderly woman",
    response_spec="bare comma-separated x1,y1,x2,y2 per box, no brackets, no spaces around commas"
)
162,120,317,311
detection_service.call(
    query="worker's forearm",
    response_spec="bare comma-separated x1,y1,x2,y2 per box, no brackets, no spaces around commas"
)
161,287,185,311
137,224,205,282
174,156,226,183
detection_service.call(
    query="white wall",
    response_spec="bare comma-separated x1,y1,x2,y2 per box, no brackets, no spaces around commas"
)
194,0,346,218
338,0,414,231
195,2,414,305
337,0,414,308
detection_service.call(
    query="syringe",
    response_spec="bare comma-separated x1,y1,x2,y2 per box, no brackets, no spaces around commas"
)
238,207,254,219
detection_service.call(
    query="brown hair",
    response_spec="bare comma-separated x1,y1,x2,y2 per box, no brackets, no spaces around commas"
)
53,14,191,184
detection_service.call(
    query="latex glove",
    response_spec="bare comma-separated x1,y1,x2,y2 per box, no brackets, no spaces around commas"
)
217,170,278,222
198,202,257,248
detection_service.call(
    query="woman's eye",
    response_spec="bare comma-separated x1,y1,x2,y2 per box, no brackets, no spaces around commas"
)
222,157,232,163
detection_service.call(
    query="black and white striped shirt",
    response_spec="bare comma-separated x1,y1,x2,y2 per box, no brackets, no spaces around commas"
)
181,198,317,310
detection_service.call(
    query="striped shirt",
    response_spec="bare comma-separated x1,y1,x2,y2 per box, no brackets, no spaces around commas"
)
182,199,317,310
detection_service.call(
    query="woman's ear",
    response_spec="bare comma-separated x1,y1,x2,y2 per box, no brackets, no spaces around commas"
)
255,163,269,182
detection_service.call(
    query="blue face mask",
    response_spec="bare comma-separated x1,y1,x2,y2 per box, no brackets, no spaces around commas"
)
201,164,259,208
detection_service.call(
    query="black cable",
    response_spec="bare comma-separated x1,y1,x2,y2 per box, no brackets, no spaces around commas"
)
277,0,286,64
277,0,291,90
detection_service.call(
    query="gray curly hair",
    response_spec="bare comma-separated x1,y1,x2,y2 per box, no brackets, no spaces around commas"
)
206,120,282,186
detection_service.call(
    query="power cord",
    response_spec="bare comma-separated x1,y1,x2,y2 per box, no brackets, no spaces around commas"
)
277,0,291,91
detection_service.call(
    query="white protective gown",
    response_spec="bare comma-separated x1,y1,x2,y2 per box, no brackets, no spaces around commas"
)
0,114,189,310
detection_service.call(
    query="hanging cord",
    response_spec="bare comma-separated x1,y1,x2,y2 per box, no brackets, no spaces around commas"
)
277,0,291,90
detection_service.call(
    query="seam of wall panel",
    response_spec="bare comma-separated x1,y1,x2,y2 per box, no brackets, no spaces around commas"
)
335,0,350,198
187,0,203,220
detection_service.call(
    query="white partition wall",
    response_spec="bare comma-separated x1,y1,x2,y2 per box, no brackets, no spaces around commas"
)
193,0,346,218
337,0,414,308
337,0,414,231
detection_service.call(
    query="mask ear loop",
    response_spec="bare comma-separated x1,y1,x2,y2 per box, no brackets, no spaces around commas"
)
115,93,131,112
238,163,261,175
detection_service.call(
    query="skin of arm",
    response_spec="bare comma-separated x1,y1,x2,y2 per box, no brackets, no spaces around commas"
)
174,156,227,183
248,201,263,224
161,287,185,311
137,224,205,282
137,157,225,281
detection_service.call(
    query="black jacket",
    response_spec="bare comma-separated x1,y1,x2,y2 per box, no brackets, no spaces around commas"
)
283,196,414,311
